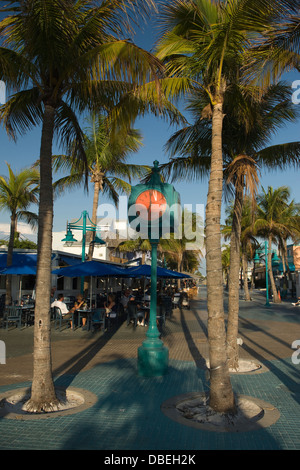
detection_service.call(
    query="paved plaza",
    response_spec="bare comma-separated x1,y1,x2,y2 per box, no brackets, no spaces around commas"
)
0,286,299,451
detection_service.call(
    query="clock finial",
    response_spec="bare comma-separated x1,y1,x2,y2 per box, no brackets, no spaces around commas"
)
149,160,161,185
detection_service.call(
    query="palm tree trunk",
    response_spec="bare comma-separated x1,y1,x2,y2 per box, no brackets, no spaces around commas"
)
206,98,235,414
242,253,251,301
84,178,102,293
5,212,17,305
25,104,59,412
268,235,280,303
177,254,183,289
226,184,243,370
87,178,102,261
283,240,292,281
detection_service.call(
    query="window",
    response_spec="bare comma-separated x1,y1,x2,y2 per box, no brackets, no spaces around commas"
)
72,277,78,290
57,276,64,291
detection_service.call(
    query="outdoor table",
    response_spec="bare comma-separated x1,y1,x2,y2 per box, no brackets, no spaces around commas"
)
77,309,95,329
140,306,150,312
21,305,35,327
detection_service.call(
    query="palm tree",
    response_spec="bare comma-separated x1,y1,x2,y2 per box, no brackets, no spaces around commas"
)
239,198,260,302
221,245,231,290
276,200,300,281
254,186,300,303
156,0,250,414
161,83,300,383
0,0,162,413
155,0,297,414
52,113,148,260
223,196,261,367
119,237,152,265
160,209,203,277
162,79,300,371
0,163,39,305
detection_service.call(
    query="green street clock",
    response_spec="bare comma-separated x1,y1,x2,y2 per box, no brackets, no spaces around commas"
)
128,160,181,241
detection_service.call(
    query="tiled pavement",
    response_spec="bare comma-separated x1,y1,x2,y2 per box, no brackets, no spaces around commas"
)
0,286,299,451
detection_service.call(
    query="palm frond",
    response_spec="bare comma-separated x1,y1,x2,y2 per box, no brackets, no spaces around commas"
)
0,88,43,139
255,142,300,170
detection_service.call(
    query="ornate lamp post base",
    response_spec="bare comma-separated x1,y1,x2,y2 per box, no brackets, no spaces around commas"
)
128,160,180,378
138,341,169,377
137,240,169,377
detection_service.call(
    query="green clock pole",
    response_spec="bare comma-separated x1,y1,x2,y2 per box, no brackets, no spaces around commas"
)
128,160,180,377
137,239,169,377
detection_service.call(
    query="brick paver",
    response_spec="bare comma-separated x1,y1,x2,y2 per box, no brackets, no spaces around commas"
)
0,286,299,450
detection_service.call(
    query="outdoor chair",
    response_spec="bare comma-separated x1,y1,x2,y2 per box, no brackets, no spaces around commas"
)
63,296,75,310
90,308,105,332
3,306,23,330
105,308,118,330
172,293,181,309
50,307,56,321
162,296,173,317
156,304,166,329
53,306,74,331
126,301,145,327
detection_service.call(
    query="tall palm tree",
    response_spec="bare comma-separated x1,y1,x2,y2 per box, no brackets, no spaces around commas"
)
254,186,300,303
239,198,260,302
276,200,300,281
156,0,248,414
0,162,39,305
223,196,260,366
155,0,296,414
0,0,162,413
52,113,148,260
160,81,300,375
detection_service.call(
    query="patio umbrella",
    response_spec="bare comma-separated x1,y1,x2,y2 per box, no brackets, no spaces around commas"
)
0,253,37,269
1,264,37,304
52,260,127,277
1,265,37,275
122,264,190,279
52,260,128,307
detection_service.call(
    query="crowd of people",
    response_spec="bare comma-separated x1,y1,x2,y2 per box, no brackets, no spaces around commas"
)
48,281,198,331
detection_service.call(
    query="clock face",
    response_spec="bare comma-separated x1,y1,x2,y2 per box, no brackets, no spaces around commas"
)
136,189,167,221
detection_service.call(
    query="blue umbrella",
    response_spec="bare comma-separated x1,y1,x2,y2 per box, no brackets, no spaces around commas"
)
1,264,37,305
52,260,127,277
123,264,190,279
1,265,37,275
0,252,37,270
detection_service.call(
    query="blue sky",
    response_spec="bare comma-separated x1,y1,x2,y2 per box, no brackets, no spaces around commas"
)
0,11,300,272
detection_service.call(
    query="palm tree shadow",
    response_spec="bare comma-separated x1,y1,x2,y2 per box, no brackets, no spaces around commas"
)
179,307,207,370
52,322,124,389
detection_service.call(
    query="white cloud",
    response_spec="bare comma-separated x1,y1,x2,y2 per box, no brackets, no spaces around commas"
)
0,222,37,236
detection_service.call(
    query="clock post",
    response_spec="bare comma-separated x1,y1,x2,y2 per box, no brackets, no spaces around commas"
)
128,160,180,377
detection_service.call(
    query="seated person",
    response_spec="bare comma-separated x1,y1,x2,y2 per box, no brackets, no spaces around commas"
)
51,293,84,329
104,294,118,317
104,294,118,329
127,295,146,326
50,286,57,302
120,289,132,310
292,297,300,306
74,293,88,329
